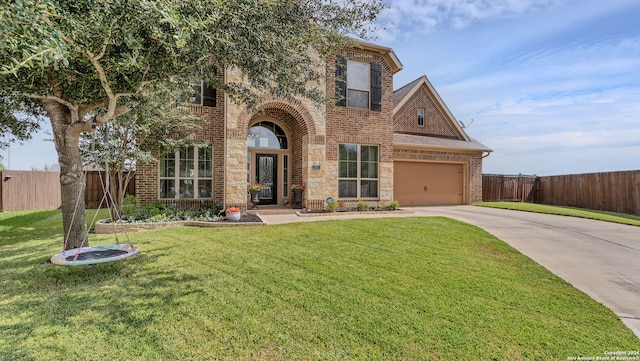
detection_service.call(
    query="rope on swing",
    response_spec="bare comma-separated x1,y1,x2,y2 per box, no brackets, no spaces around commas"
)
51,117,140,266
56,118,137,265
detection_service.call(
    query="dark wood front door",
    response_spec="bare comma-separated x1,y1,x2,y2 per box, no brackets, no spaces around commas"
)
256,154,277,204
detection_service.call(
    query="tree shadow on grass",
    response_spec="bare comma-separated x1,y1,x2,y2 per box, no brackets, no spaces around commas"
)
0,210,62,248
1,245,207,360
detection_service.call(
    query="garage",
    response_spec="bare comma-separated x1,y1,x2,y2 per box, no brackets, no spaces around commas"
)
394,161,464,206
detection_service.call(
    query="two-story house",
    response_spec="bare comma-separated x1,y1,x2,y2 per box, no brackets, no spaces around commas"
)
135,40,491,211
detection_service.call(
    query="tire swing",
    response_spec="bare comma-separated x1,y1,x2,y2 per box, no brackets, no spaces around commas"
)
51,124,140,266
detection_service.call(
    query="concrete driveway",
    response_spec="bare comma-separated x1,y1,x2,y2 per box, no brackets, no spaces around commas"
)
411,205,640,338
260,205,640,338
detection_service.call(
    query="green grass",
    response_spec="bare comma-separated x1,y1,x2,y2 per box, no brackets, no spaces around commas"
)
1,210,639,360
478,201,640,226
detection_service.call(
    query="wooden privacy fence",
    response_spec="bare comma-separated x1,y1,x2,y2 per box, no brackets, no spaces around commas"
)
538,170,640,216
483,170,640,216
0,170,136,212
0,170,61,212
85,171,136,209
482,174,539,203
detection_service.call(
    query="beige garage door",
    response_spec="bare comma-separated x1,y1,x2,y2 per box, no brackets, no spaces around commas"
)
394,162,464,206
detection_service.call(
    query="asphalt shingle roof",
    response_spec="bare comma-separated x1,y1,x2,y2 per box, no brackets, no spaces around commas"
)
393,133,492,152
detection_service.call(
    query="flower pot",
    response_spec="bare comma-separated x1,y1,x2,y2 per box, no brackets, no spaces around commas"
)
249,189,261,210
226,212,241,222
293,189,303,209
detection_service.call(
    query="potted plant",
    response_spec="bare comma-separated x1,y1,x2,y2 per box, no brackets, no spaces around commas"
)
247,183,263,209
225,206,241,222
291,183,305,209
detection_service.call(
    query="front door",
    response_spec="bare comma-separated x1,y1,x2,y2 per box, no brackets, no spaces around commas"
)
256,154,277,204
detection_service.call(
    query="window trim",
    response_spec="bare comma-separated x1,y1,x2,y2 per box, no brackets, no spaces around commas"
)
346,60,370,109
335,56,382,111
418,108,425,126
338,143,379,199
192,81,216,107
159,145,213,199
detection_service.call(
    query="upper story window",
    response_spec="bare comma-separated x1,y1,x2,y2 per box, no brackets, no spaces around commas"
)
192,81,216,107
346,61,370,109
418,108,425,126
336,56,382,111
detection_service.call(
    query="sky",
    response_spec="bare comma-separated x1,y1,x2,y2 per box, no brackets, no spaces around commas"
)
3,0,640,176
376,0,640,175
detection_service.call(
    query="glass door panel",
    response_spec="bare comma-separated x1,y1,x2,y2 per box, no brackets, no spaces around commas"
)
256,154,277,204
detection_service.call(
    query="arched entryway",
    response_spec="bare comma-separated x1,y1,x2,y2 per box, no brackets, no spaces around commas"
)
247,120,291,205
225,97,324,211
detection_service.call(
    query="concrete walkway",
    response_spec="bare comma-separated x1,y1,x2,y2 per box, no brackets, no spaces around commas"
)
259,205,640,338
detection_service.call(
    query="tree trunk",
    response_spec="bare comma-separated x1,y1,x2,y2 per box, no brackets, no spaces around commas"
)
44,100,88,250
108,169,125,219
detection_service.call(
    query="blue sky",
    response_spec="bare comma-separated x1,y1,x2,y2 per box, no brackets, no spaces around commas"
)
378,0,640,175
3,0,640,175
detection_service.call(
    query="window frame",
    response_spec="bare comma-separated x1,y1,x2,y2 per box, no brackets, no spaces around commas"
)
192,81,216,107
418,108,425,126
159,145,213,199
338,143,379,199
335,56,382,111
346,60,371,109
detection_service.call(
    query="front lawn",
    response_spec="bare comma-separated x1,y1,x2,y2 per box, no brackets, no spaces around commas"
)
1,210,638,360
478,201,640,226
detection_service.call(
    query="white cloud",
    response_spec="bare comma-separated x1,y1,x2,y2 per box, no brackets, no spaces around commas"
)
377,0,561,39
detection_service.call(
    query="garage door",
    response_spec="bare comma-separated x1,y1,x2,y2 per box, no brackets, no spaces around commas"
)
394,162,464,206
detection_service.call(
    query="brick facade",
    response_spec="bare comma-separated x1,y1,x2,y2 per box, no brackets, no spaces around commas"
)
135,42,489,210
324,50,396,206
393,148,485,204
394,86,458,138
136,69,226,208
392,77,490,204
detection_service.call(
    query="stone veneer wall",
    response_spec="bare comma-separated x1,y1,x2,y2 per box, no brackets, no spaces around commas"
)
225,65,328,210
324,50,396,206
394,148,484,204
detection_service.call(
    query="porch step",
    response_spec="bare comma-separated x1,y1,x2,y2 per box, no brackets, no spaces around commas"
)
247,207,298,215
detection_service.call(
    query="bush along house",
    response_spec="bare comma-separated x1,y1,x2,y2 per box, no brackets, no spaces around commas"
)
135,40,492,211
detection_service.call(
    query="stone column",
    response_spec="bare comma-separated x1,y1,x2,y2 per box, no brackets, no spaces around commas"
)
302,135,326,210
225,137,247,210
378,161,394,206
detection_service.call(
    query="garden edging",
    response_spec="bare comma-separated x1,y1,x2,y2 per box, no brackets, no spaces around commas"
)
296,209,413,217
94,217,265,234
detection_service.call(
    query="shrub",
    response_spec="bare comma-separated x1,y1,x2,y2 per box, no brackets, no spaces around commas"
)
325,199,338,213
116,202,222,223
388,200,399,210
121,195,141,216
357,200,369,211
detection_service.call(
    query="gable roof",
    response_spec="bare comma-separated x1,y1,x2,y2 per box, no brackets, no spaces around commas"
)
393,75,469,141
393,77,422,106
353,40,403,74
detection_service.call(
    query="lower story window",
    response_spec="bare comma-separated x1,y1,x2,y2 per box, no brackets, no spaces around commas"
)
159,145,212,199
338,144,378,198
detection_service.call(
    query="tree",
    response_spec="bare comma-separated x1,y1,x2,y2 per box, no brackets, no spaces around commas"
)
80,83,203,218
0,0,384,249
